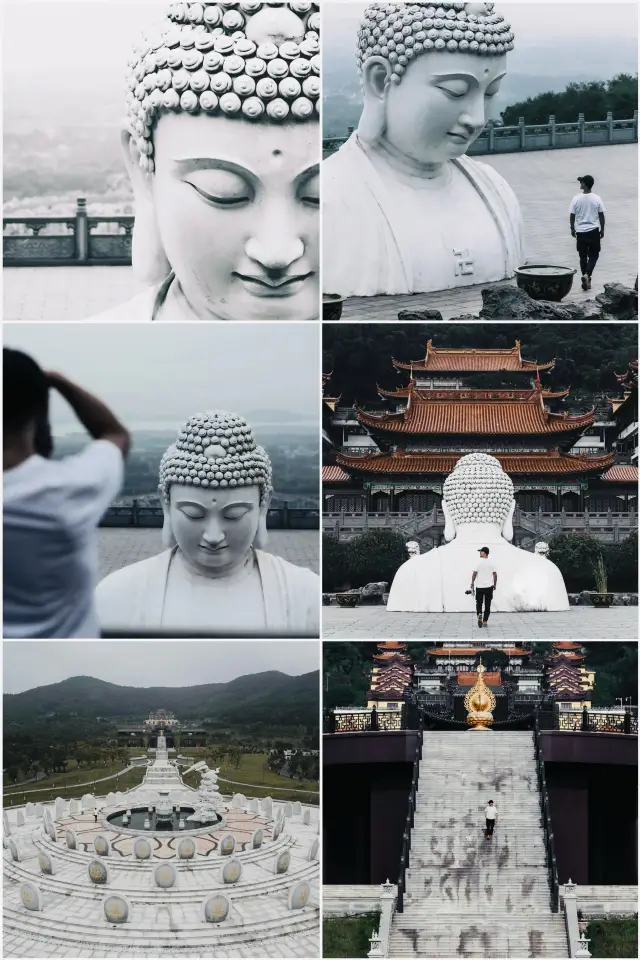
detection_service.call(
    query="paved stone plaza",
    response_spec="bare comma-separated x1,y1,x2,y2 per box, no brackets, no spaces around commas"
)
97,528,319,579
4,144,636,322
339,143,637,320
322,606,637,640
4,752,319,957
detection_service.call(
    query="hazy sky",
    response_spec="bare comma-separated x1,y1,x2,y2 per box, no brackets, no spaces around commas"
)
3,640,320,694
3,323,319,426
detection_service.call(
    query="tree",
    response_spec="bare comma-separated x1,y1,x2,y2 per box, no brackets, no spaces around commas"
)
347,530,409,589
548,534,604,592
322,534,352,591
501,74,638,125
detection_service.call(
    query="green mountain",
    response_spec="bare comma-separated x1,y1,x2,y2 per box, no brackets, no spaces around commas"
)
4,671,319,728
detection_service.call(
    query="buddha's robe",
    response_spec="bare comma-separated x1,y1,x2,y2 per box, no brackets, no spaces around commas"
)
387,539,569,613
95,546,319,635
85,274,177,322
323,133,524,298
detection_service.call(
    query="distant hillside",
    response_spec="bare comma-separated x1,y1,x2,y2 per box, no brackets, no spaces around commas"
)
4,671,319,729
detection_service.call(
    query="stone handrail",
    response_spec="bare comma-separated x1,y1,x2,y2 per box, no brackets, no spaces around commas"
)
101,500,319,530
368,881,396,958
563,881,592,958
324,111,638,158
3,198,134,266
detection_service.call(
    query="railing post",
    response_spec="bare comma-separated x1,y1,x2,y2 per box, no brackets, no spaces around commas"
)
549,114,556,147
518,116,526,149
75,197,89,262
581,706,589,732
634,109,638,142
487,118,495,152
283,501,290,529
606,110,614,142
578,112,585,145
624,709,631,735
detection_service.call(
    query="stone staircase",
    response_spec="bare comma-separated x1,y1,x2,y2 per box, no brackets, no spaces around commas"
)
388,732,568,959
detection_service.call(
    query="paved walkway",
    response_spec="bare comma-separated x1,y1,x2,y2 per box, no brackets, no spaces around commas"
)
3,265,146,322
98,528,319,577
322,606,636,639
217,775,319,796
340,143,637,320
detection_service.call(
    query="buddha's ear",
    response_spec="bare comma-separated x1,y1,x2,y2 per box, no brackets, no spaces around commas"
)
358,56,391,143
160,487,177,549
501,500,515,542
253,492,271,550
443,499,456,542
121,128,171,285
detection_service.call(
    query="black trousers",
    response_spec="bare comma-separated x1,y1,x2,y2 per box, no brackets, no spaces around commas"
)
576,228,601,277
476,586,494,621
486,818,495,836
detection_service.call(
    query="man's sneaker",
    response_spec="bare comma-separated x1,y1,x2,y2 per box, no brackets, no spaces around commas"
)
587,276,592,290
482,620,488,627
581,273,589,290
477,615,483,628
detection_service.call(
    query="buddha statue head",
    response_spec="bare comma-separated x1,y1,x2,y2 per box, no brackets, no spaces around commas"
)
124,2,320,321
442,453,515,542
356,1,514,163
158,410,273,576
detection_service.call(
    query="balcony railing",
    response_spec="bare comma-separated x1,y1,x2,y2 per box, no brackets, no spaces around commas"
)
4,198,134,266
324,111,638,158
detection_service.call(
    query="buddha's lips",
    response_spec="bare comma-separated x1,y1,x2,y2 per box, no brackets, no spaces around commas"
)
447,132,471,143
233,272,313,290
199,543,228,554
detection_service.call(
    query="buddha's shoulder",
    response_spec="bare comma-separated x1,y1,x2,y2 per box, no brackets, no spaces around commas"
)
83,287,159,323
97,551,171,592
457,154,514,190
256,550,319,586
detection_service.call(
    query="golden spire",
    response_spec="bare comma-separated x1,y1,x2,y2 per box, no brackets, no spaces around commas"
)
464,660,496,731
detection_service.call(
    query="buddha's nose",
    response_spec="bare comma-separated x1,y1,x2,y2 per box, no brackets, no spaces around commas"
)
459,98,485,135
201,517,225,547
245,215,305,275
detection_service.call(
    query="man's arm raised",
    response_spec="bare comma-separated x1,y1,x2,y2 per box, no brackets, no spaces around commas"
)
47,373,131,457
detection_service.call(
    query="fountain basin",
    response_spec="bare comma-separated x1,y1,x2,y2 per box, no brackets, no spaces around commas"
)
323,294,344,321
106,806,222,832
514,264,577,302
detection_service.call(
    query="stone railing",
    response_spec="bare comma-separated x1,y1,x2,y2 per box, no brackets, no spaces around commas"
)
556,706,637,735
324,111,638,158
323,509,637,544
101,500,319,530
3,198,133,266
325,706,409,734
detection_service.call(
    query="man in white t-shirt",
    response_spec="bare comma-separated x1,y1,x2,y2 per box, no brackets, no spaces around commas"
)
570,175,605,291
3,349,130,638
485,799,497,838
471,547,497,628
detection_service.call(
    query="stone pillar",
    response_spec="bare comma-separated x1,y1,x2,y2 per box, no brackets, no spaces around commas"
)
550,115,556,147
487,118,495,152
75,198,88,262
578,113,585,145
518,116,526,150
634,109,638,142
606,110,614,142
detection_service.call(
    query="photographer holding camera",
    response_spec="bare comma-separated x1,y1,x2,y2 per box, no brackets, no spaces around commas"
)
470,547,497,628
3,348,130,638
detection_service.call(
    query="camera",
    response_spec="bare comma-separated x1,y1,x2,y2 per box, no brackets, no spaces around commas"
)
465,589,474,595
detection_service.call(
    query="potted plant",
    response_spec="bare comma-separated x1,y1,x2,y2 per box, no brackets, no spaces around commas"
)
589,556,614,608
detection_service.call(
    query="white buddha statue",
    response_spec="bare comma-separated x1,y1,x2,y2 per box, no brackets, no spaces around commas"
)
323,1,524,298
89,1,320,323
387,453,569,612
96,411,319,634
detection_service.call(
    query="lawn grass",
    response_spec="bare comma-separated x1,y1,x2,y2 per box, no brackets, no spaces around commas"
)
3,766,146,808
323,913,379,958
586,916,638,958
217,752,318,795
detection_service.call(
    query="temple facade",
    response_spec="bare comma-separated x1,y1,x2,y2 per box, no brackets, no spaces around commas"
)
545,642,595,709
323,341,637,539
117,712,206,748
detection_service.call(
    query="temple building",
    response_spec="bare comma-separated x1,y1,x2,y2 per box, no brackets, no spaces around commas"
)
323,341,637,528
117,712,206,748
366,641,413,710
545,642,595,710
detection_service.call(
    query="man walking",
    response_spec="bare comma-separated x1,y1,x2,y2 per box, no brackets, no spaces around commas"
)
485,799,497,838
4,349,130,638
471,547,497,628
570,175,605,291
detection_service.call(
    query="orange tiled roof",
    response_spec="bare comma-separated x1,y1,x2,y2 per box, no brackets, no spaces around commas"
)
458,671,502,686
601,465,638,483
553,642,582,649
356,388,595,436
392,339,554,374
432,647,531,656
336,449,615,476
323,465,350,483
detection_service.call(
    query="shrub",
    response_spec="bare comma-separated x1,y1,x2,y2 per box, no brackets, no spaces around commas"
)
323,913,380,959
605,532,638,592
322,535,352,592
548,534,604,592
586,916,638,958
347,530,409,589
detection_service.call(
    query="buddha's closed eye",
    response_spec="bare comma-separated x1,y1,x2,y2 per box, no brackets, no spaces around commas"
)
183,169,252,206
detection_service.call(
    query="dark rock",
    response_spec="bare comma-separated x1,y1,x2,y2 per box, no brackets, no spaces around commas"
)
397,309,444,323
595,283,638,321
360,581,389,605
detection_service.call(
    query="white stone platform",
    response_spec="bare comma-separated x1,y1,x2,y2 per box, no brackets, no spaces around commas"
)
321,605,637,639
3,774,319,957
